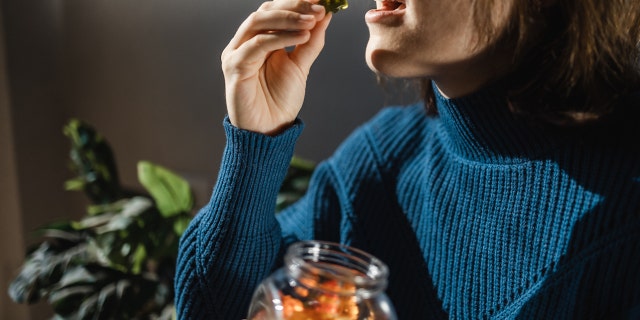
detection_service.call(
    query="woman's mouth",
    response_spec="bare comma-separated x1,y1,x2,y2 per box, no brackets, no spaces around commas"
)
374,0,406,11
366,0,406,24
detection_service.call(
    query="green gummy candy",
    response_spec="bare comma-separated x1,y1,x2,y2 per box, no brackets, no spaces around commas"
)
319,0,348,13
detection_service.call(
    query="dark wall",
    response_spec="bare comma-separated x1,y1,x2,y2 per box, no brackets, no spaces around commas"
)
0,1,30,317
2,0,67,318
57,0,385,204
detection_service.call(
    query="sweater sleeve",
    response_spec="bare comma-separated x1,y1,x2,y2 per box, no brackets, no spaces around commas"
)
174,117,303,320
174,106,403,319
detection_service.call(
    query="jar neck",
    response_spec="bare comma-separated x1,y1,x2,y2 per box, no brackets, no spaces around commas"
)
284,241,389,298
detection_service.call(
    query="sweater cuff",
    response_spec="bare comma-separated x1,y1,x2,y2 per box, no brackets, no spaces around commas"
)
222,116,304,166
211,116,304,231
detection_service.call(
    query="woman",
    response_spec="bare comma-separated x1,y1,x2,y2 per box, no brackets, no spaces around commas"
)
175,0,640,318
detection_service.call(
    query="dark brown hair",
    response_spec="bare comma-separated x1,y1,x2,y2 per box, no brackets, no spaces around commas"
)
423,0,640,124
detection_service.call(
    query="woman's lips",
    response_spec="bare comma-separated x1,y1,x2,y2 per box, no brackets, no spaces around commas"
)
376,0,403,10
365,0,406,24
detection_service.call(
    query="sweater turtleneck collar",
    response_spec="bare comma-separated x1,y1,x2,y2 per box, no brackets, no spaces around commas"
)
433,82,554,164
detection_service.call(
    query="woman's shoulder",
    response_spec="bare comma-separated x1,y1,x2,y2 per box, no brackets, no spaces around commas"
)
359,103,432,147
329,103,435,171
366,103,429,131
324,102,433,187
334,103,429,145
365,102,435,153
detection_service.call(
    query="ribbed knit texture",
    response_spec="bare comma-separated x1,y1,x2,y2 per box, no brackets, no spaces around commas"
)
175,86,640,319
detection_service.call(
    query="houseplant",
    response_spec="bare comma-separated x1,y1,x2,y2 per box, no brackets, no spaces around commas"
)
8,119,314,319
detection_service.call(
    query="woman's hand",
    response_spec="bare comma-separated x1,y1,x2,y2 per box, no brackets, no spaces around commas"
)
222,0,332,135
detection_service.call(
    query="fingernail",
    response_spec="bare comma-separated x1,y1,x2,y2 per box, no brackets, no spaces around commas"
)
300,14,315,21
311,4,325,12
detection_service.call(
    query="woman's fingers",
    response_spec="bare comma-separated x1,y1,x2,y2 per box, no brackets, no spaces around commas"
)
221,0,332,133
227,0,325,49
290,12,332,73
223,30,312,78
227,11,318,50
223,0,329,79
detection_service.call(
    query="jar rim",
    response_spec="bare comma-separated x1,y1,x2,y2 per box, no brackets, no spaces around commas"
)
284,240,389,295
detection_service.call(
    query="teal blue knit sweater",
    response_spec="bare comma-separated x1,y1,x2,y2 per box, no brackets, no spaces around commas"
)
175,86,640,319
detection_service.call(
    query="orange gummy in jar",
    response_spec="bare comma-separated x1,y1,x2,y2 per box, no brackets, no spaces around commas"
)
247,241,397,320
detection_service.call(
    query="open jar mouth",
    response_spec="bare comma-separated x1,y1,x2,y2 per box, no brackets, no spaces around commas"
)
284,240,389,297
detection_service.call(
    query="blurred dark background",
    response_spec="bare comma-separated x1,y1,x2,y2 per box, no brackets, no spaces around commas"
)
0,0,392,318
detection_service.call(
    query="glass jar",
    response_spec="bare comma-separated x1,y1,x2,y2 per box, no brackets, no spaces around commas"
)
247,240,397,320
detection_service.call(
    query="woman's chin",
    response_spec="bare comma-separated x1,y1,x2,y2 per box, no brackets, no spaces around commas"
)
366,49,421,78
366,49,395,76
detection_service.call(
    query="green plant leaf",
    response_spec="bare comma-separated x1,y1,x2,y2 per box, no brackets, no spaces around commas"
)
8,245,51,303
50,285,95,317
32,221,80,240
94,197,152,234
86,198,129,216
156,304,177,320
49,265,141,319
63,119,123,204
72,213,115,231
276,156,316,212
39,229,85,243
71,197,151,233
173,216,192,236
64,178,85,191
290,155,316,171
8,242,91,304
131,244,147,275
49,265,165,319
11,119,190,319
137,161,193,217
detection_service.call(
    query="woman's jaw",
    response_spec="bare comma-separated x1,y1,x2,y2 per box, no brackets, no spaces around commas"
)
364,0,515,98
365,48,511,99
